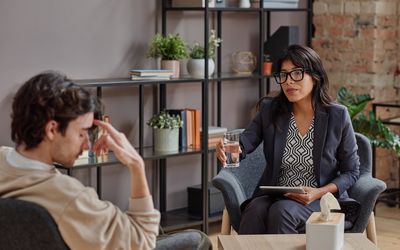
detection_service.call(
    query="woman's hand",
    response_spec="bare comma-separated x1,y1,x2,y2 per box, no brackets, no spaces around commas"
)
216,139,227,166
284,187,324,205
216,138,242,167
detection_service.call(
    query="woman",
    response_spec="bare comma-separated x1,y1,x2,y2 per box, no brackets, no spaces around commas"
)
216,45,360,234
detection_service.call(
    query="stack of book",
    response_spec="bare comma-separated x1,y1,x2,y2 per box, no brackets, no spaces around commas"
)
171,0,215,8
129,69,174,80
263,0,299,8
167,109,201,149
200,126,227,148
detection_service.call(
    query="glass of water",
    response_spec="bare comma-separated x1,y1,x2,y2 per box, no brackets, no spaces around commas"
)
223,130,241,168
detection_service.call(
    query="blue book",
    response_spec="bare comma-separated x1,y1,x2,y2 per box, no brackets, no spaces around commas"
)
166,109,187,149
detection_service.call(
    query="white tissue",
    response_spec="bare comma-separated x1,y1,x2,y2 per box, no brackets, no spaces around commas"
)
320,192,341,222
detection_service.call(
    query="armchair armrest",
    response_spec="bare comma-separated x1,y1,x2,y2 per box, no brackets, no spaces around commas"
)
347,174,386,232
212,170,247,232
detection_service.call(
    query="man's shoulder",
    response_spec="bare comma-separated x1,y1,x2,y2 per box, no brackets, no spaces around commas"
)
0,146,13,156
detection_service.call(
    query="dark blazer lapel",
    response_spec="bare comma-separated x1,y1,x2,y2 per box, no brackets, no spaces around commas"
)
313,106,329,186
272,113,290,184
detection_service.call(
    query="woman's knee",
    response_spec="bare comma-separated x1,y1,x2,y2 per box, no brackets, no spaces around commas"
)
241,196,272,220
268,200,300,221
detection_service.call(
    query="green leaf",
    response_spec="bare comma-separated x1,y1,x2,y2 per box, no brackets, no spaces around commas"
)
147,111,183,129
337,87,400,156
147,33,188,60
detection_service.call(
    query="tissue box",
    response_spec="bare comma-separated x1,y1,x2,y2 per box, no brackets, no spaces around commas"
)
306,212,344,250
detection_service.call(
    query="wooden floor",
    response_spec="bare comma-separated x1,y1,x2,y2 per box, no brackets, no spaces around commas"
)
208,203,400,250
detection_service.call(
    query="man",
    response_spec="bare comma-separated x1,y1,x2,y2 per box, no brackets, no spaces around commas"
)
0,71,160,249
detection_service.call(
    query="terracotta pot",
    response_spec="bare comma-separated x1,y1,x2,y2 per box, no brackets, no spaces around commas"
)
263,61,273,76
161,60,180,78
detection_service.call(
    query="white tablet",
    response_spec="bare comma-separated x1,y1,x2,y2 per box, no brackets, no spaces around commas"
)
259,186,306,194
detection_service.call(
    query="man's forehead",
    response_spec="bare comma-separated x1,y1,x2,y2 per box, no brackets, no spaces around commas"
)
71,113,94,128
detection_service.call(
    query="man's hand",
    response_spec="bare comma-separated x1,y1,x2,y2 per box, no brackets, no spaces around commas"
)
92,119,150,198
92,119,144,171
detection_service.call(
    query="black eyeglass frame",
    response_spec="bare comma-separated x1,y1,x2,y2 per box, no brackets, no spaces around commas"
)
273,68,312,85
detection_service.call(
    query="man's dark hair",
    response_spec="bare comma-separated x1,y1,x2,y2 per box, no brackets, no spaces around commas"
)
11,71,101,149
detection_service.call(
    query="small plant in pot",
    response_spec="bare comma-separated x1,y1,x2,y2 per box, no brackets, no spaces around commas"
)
187,29,221,78
147,111,183,152
147,33,188,78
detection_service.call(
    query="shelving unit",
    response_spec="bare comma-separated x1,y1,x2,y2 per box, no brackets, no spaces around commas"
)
57,0,313,234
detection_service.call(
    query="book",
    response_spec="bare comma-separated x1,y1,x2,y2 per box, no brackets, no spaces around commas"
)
185,109,193,147
200,126,227,135
200,136,223,148
263,1,298,8
131,75,171,81
171,0,215,7
129,69,174,76
166,109,187,149
187,109,200,147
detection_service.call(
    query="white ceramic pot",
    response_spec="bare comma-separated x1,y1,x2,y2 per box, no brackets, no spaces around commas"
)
239,0,251,8
187,58,215,78
153,128,179,152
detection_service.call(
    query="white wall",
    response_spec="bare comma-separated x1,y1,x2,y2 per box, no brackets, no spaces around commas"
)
0,0,307,210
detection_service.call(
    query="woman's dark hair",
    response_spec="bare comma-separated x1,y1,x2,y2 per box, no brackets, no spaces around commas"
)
11,71,101,149
260,44,332,122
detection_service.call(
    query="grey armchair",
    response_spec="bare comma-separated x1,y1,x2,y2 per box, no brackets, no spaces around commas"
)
212,132,386,245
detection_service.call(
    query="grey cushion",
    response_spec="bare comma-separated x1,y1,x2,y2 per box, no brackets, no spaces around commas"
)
212,132,387,233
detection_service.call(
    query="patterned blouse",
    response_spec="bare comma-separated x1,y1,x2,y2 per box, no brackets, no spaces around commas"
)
277,113,318,187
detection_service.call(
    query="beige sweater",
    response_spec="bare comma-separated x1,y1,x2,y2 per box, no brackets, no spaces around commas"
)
0,147,160,250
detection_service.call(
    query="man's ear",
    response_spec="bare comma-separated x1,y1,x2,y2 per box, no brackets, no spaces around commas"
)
44,120,59,141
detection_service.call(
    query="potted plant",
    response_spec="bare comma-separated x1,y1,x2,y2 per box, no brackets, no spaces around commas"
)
147,33,188,78
262,54,273,76
187,29,222,78
147,111,183,152
337,87,400,156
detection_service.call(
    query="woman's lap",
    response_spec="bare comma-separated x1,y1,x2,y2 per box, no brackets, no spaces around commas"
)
239,195,320,234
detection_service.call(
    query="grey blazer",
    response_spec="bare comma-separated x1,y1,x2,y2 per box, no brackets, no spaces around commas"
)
240,99,360,199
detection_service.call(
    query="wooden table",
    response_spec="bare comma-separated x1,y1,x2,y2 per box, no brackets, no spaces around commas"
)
218,233,377,250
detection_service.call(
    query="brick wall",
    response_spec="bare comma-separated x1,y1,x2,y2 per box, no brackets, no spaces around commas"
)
312,0,399,187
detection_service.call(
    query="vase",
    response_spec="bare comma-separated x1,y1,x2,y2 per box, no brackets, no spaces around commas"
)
263,61,273,76
231,51,257,74
187,58,215,78
239,0,251,8
161,60,180,78
153,128,179,152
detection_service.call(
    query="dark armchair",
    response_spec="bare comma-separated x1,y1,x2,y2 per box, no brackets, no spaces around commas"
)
0,198,69,250
212,132,386,245
0,198,212,250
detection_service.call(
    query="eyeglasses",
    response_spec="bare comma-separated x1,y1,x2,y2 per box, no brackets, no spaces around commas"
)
273,68,309,85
